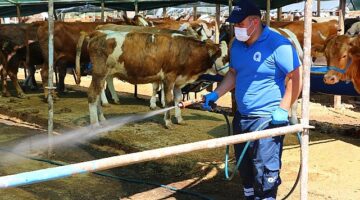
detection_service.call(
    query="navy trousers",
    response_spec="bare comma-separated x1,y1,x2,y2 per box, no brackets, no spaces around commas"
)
232,111,286,200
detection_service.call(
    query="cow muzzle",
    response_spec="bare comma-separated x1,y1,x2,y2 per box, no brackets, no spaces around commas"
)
323,74,339,85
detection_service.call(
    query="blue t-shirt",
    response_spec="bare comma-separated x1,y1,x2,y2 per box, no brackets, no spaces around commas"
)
230,25,300,116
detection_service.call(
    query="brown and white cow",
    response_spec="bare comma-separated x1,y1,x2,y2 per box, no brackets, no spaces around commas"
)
75,24,208,108
323,35,360,93
81,30,228,128
91,24,212,108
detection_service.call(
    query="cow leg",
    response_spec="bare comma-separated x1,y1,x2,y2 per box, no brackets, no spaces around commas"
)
174,86,184,125
1,66,11,97
89,95,101,126
105,75,120,104
100,87,110,107
8,68,25,98
160,83,165,108
88,76,107,125
23,64,38,90
56,61,67,94
163,81,175,129
40,64,49,98
29,64,38,90
150,82,159,110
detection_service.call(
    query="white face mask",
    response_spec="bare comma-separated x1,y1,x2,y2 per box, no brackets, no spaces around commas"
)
234,22,255,42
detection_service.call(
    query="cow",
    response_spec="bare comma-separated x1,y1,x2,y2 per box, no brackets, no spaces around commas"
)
79,30,228,128
346,22,360,36
75,24,205,107
82,24,204,107
0,41,43,97
345,18,360,33
0,23,42,97
323,35,360,94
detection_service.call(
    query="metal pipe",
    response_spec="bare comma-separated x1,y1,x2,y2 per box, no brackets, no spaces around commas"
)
47,0,55,157
0,124,304,188
317,0,321,17
301,0,313,199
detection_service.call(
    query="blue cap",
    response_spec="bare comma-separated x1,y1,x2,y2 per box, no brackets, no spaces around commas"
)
226,0,261,23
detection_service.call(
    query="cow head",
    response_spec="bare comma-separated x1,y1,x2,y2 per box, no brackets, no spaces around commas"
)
207,40,229,76
132,15,149,27
323,35,359,84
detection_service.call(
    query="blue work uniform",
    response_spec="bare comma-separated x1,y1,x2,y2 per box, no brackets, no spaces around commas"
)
230,25,300,200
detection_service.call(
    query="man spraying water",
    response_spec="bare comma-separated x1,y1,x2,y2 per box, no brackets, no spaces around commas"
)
203,1,303,199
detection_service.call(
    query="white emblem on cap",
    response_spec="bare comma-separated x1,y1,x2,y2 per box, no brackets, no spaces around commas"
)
234,6,241,11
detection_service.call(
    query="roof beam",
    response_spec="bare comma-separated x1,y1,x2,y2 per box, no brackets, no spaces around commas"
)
3,0,17,5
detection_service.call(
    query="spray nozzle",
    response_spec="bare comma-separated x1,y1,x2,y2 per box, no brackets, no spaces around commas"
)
177,97,218,111
177,98,203,109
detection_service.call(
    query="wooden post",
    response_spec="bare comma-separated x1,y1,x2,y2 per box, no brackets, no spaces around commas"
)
101,0,105,22
228,0,234,37
277,7,282,21
193,6,197,21
215,4,220,44
266,0,271,26
16,4,22,23
134,1,139,15
317,0,321,17
48,0,55,157
301,0,313,199
162,7,166,18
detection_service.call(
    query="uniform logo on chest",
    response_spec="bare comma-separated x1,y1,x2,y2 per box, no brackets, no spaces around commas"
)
253,52,261,62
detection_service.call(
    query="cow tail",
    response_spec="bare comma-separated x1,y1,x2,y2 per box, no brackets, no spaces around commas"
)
75,31,87,85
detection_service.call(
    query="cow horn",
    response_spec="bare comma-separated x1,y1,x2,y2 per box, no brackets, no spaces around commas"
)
317,31,327,41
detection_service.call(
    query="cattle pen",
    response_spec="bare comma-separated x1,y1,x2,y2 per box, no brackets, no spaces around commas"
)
0,0,357,200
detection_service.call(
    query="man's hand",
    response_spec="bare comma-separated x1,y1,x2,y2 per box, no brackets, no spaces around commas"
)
271,107,289,125
202,92,219,111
